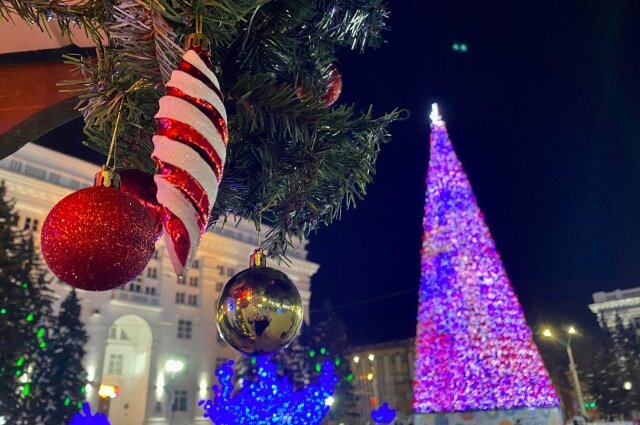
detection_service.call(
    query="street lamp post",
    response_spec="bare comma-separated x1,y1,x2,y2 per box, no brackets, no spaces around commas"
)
542,327,587,418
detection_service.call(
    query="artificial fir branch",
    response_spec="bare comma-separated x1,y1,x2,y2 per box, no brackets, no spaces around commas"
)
2,0,401,259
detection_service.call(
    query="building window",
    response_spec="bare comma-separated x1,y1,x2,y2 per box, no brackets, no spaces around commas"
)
107,354,124,375
48,172,61,185
154,401,162,413
25,164,46,179
193,260,200,269
177,320,192,339
172,390,187,412
187,294,198,306
216,282,223,292
189,277,199,287
175,292,186,304
145,286,157,296
9,159,22,172
177,277,186,285
31,219,39,231
147,268,157,279
152,250,159,259
129,283,141,293
226,268,235,277
216,265,225,275
23,217,31,230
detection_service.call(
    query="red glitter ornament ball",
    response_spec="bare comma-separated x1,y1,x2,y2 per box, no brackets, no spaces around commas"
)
119,169,164,241
41,185,155,291
321,65,342,108
295,65,343,108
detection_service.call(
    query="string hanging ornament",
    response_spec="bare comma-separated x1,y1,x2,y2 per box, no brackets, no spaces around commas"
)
41,84,156,291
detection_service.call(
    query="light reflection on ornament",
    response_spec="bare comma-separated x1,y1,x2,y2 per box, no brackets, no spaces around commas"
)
413,104,559,413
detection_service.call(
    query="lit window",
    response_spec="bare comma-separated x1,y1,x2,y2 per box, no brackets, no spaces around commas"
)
175,292,186,304
107,354,124,375
187,295,198,306
172,390,187,412
177,320,192,339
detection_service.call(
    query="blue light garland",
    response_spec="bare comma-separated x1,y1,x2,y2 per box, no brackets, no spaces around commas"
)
200,358,338,424
68,403,110,425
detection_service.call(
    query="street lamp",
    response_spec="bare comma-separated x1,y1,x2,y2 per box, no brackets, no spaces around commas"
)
624,381,633,391
542,326,586,417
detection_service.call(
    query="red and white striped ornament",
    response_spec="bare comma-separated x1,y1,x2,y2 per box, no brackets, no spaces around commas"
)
152,46,228,277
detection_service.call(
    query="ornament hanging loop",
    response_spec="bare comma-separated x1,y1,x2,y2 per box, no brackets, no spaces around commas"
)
185,13,210,51
250,248,267,268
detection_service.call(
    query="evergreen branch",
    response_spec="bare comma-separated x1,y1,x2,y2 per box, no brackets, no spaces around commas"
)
0,0,105,41
6,0,401,261
317,0,389,52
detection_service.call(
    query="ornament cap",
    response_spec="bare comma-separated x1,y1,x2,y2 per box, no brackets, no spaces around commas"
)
185,33,211,52
250,248,267,268
94,166,121,189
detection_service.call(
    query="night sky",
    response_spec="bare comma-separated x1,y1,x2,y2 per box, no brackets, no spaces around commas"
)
307,1,640,346
32,2,640,350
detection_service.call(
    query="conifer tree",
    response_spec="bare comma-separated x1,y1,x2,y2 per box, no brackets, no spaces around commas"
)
311,303,358,423
0,181,52,424
29,289,89,424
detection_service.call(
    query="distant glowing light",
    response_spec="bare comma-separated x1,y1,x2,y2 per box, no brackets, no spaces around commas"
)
568,326,576,334
199,378,208,398
368,354,375,362
353,356,360,364
325,396,335,407
452,43,468,52
164,359,185,373
156,372,165,398
98,384,119,399
87,366,95,382
624,381,633,390
543,329,553,338
413,108,559,413
367,373,374,381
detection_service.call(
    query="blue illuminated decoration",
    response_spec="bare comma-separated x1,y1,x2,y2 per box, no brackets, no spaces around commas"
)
200,358,338,424
371,402,397,424
68,403,110,425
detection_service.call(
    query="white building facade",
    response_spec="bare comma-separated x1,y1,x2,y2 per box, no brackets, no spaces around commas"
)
0,143,319,425
589,287,640,329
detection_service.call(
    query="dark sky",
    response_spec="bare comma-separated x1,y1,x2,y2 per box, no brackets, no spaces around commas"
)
307,0,640,346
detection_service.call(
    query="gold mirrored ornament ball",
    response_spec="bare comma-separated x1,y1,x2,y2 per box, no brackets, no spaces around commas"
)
216,248,303,356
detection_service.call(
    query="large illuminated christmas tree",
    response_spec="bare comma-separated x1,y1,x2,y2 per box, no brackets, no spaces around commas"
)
413,105,559,413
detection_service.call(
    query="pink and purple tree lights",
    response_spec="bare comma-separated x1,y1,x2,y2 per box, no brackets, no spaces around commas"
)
413,105,559,413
